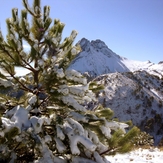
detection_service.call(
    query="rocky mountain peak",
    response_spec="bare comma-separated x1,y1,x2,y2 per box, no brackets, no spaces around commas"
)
69,38,129,78
78,38,91,51
77,38,114,58
79,38,107,49
91,39,108,49
70,38,163,79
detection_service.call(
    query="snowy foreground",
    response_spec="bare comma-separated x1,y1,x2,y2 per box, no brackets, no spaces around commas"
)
105,148,163,163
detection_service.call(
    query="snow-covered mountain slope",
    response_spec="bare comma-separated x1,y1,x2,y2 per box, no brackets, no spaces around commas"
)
93,71,163,145
69,38,130,77
69,38,163,79
68,38,163,144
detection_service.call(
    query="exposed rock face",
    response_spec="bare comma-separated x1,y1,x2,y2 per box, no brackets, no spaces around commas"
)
158,61,163,64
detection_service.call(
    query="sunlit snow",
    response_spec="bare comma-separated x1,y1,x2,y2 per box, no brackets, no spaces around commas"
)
106,148,163,163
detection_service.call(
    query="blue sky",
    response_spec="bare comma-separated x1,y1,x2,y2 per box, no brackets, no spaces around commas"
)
0,0,163,63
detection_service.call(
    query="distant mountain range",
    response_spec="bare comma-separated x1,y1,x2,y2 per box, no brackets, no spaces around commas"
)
69,38,163,79
69,38,163,145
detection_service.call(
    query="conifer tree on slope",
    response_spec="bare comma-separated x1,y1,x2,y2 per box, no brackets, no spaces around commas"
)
0,0,139,162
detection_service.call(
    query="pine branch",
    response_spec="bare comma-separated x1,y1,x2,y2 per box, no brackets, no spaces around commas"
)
9,45,35,72
14,142,21,150
22,0,41,18
9,73,33,93
0,46,18,64
100,147,120,156
39,95,49,107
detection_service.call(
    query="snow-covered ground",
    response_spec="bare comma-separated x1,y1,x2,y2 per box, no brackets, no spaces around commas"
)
106,148,163,163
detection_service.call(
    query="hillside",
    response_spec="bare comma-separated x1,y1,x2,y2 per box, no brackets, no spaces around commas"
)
93,71,163,145
69,38,163,145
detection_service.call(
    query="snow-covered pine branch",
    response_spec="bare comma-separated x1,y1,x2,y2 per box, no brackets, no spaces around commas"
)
0,0,139,162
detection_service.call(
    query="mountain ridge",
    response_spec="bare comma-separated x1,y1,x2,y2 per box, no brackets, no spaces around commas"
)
93,71,163,145
69,38,163,79
69,38,163,145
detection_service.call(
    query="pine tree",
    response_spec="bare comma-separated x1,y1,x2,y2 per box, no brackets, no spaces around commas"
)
0,0,139,162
